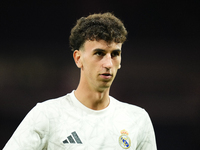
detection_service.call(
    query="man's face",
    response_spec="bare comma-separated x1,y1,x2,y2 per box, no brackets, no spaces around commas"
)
74,40,122,92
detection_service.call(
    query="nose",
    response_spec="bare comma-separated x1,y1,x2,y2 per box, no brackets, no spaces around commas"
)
103,54,113,69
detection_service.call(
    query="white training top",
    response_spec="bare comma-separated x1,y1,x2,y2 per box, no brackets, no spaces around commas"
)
3,91,157,150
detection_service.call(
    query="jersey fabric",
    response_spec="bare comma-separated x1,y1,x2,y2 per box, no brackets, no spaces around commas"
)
3,91,157,150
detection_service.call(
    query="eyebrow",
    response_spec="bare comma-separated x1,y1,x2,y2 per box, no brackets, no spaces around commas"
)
93,48,121,53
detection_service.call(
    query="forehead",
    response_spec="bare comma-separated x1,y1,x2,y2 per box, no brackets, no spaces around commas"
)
82,40,122,51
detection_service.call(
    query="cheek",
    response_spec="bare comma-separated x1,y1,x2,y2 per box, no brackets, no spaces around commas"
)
83,61,96,75
114,58,121,68
81,57,91,70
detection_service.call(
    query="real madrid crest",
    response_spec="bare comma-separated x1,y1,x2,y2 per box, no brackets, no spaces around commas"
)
119,129,131,149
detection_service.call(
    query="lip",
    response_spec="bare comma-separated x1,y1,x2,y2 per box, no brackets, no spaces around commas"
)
100,73,113,79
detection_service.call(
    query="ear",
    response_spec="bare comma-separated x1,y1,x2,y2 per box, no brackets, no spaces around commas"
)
118,64,121,69
73,50,82,68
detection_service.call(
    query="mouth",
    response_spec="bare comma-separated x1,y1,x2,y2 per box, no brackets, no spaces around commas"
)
102,73,112,76
100,73,113,79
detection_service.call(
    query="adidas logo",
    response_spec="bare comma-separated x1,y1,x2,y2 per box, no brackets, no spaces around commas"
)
63,131,82,144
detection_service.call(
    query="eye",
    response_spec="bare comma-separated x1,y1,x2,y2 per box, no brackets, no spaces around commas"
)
95,51,105,56
111,51,120,57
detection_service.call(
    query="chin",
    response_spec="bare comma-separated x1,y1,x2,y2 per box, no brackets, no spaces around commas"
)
98,84,111,91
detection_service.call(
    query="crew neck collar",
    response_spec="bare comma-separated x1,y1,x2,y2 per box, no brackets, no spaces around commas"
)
69,90,113,115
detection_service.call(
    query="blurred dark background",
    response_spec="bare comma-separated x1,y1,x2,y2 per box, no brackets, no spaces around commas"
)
1,0,200,149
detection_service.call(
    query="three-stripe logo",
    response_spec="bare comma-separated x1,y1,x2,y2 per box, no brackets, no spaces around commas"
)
63,131,82,144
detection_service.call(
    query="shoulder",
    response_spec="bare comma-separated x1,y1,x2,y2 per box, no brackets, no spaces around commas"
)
32,93,73,118
40,94,69,106
110,96,150,121
110,97,155,130
110,96,147,114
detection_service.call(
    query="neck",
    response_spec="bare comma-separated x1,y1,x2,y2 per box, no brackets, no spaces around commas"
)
74,85,110,110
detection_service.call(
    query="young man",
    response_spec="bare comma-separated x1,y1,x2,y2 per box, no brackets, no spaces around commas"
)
3,13,157,150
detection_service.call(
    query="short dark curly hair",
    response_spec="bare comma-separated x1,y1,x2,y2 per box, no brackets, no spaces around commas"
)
69,12,128,51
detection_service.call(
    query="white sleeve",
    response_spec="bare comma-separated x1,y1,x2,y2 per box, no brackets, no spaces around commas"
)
3,103,49,150
136,111,157,150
